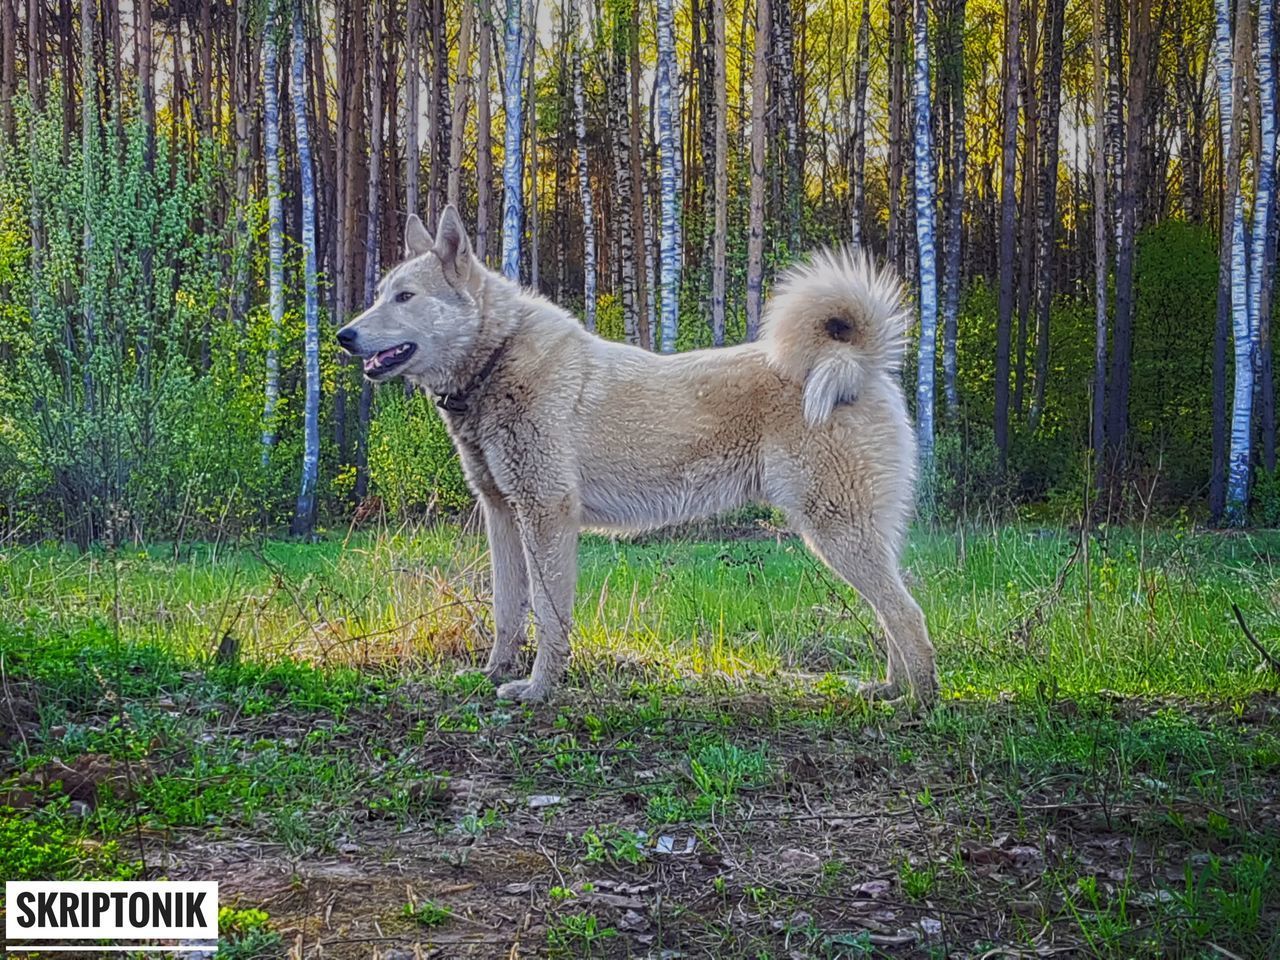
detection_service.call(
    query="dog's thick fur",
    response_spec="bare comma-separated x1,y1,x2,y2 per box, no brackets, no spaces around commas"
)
337,206,937,704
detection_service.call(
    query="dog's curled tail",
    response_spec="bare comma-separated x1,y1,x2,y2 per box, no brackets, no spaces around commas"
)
760,248,909,426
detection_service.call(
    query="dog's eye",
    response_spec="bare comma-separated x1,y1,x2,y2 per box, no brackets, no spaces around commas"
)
395,291,415,304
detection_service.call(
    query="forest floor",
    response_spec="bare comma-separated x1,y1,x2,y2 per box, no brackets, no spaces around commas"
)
2,522,1279,958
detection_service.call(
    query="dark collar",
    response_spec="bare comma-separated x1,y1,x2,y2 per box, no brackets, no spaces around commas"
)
434,337,511,414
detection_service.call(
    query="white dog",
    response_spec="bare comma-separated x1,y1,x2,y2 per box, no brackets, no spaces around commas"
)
337,206,937,704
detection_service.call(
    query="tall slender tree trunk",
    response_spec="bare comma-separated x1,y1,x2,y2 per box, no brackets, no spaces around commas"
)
572,0,596,331
477,0,494,262
746,0,769,341
230,0,253,333
772,0,799,246
849,0,870,249
354,0,380,498
526,17,539,288
1251,0,1277,472
1,0,15,150
913,0,938,478
629,0,651,349
365,0,384,306
608,13,638,343
710,0,728,345
405,0,420,214
1104,0,1152,509
447,0,474,209
1090,0,1108,467
994,0,1021,468
940,0,966,417
1030,0,1065,427
887,0,906,273
291,0,322,537
262,0,285,462
656,0,680,353
500,0,524,280
1215,0,1253,523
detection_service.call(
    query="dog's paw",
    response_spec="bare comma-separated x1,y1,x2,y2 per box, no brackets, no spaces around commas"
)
479,660,520,683
858,676,937,712
496,677,552,703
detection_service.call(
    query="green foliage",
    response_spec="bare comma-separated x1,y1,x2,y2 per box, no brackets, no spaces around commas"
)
217,907,283,959
593,291,625,342
366,389,471,515
1252,467,1280,527
1130,221,1220,500
0,805,138,880
402,899,452,927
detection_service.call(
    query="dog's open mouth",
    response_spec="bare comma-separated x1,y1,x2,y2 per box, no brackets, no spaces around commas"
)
363,342,417,376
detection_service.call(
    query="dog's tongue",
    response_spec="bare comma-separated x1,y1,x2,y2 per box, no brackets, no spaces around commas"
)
364,344,410,373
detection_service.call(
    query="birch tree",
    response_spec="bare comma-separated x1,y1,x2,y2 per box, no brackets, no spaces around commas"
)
850,0,871,247
406,0,421,215
261,0,284,460
501,0,525,281
710,0,728,345
1249,0,1277,472
571,0,596,331
1090,0,1108,465
656,0,680,353
1030,0,1066,427
477,0,494,262
912,0,937,475
1215,0,1253,524
939,0,965,416
994,0,1021,467
290,0,322,537
746,0,769,341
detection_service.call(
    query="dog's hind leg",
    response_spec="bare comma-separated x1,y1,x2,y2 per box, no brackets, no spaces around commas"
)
801,525,938,705
496,496,580,703
480,495,529,681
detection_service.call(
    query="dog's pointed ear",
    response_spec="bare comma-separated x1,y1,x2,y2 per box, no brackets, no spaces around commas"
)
405,214,432,258
434,204,475,286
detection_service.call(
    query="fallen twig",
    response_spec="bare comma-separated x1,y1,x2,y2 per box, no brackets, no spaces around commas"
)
1231,603,1280,674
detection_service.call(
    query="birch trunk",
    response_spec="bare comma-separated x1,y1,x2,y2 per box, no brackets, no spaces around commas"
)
912,0,937,475
940,0,965,416
711,0,728,345
1216,0,1253,523
290,0,322,537
261,0,284,461
405,0,420,214
656,0,680,353
1090,0,1108,465
1250,0,1277,472
994,0,1021,467
746,0,769,341
500,0,524,280
477,0,494,262
571,0,596,331
849,0,870,248
1030,0,1065,427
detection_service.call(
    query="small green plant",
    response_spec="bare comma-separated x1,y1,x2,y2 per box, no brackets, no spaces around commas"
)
217,907,282,960
402,899,452,928
457,807,502,837
899,860,937,900
546,912,617,955
581,825,647,865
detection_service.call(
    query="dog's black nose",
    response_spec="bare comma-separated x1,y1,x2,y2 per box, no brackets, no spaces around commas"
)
337,327,358,351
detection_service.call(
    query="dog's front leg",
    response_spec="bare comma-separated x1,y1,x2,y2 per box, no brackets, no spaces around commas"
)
496,496,579,703
480,494,529,681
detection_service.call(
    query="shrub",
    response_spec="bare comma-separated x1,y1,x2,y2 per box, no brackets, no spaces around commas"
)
366,389,471,516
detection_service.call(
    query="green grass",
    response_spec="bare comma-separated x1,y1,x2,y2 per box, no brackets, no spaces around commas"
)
3,524,1277,700
1,522,1278,957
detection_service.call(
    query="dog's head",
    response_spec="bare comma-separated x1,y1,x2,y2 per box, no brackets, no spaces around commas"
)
336,205,483,387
